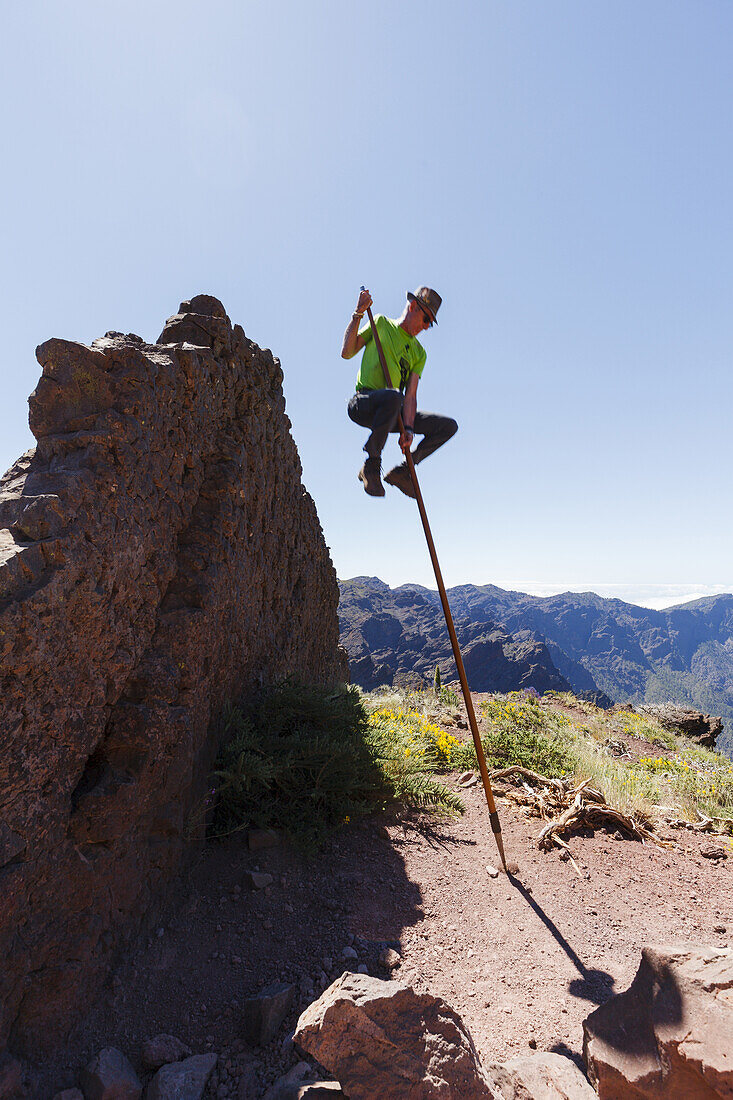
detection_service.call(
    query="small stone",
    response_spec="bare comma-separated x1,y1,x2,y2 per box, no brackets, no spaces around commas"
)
142,1034,193,1071
79,1048,142,1100
244,871,274,890
247,828,280,851
378,948,401,970
357,964,368,975
322,957,333,971
262,1061,313,1100
528,1037,537,1049
52,1091,84,1100
700,842,728,860
714,924,727,933
341,947,357,960
485,864,499,879
506,861,520,875
457,771,478,788
156,927,165,938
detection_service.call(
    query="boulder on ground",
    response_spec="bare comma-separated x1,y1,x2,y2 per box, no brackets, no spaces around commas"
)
639,704,723,748
78,1048,141,1100
294,972,493,1099
485,1052,597,1098
242,982,295,1046
263,1061,343,1099
583,944,733,1099
146,1053,217,1100
141,1033,192,1070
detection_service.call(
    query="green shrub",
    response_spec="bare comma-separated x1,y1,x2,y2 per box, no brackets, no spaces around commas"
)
476,694,575,775
212,680,464,849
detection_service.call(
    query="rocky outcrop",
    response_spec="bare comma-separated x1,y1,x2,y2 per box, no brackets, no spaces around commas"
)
339,577,572,695
639,704,723,749
0,295,346,1054
583,944,733,1099
294,973,495,1099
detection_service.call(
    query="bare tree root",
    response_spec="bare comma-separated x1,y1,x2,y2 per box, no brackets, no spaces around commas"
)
488,766,678,852
662,808,733,834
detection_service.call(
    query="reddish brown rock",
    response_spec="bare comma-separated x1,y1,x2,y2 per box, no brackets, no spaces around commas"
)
583,944,733,1099
639,704,724,749
294,972,494,1099
0,296,347,1055
485,1052,596,1098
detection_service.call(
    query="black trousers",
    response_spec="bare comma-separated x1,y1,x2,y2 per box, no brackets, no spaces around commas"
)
347,388,458,463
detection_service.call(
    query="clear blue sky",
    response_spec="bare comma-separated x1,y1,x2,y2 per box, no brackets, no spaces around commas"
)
2,1,731,608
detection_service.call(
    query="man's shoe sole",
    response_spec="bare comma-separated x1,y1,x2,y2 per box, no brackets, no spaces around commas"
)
384,468,417,499
358,469,385,497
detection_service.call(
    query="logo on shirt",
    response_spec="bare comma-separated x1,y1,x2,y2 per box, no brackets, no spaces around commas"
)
399,356,410,392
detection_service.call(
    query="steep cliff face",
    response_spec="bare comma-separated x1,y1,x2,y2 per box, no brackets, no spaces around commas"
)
0,294,346,1054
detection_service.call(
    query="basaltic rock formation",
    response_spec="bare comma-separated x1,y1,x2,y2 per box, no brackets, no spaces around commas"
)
0,294,346,1055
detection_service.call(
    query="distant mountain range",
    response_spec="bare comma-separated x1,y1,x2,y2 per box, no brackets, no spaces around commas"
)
338,578,733,754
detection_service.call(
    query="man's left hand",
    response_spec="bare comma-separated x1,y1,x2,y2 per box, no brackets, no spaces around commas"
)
399,428,414,453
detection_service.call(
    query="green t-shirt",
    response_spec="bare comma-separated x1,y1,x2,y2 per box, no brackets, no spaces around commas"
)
355,314,427,392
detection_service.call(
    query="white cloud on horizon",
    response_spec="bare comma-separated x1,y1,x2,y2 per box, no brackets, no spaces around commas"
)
510,582,733,610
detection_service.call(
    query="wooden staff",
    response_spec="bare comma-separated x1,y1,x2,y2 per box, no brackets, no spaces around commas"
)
362,293,508,871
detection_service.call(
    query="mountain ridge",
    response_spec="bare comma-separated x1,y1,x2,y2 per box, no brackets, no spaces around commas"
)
338,578,733,755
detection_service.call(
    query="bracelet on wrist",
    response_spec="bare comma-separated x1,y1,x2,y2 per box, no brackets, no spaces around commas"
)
353,311,364,320
403,424,414,432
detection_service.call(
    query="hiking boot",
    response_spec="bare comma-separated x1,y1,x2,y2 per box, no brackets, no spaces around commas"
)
358,457,385,497
384,463,417,499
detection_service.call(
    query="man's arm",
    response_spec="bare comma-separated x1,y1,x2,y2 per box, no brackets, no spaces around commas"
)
341,287,372,359
400,371,419,452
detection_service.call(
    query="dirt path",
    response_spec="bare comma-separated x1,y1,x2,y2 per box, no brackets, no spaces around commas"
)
36,729,732,1097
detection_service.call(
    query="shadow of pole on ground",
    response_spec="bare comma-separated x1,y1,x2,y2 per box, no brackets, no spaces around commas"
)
508,873,616,1005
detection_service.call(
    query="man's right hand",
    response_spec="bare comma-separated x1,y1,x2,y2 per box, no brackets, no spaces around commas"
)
356,288,372,315
341,288,372,359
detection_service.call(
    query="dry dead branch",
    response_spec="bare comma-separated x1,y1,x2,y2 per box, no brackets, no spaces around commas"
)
662,808,733,834
488,764,677,852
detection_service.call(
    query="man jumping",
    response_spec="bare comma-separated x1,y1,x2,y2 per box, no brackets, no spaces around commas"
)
341,286,458,498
